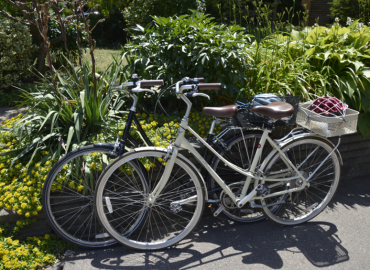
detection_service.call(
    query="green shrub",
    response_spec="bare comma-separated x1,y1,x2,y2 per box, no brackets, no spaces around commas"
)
0,19,35,89
274,21,370,136
330,0,370,24
123,0,206,29
124,11,253,99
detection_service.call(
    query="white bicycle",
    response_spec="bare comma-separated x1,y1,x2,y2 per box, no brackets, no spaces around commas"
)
94,80,349,251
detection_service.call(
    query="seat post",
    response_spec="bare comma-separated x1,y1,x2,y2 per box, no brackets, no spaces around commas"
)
209,119,217,135
240,128,271,197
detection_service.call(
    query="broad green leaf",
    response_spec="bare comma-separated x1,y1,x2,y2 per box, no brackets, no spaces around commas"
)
0,148,24,157
358,113,370,138
361,93,370,113
65,126,75,152
305,47,315,56
353,34,370,49
290,29,304,40
306,27,326,44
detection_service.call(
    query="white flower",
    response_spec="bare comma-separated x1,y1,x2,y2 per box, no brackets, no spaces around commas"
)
325,29,329,34
357,22,364,31
346,17,353,26
314,23,319,27
335,17,340,23
344,32,349,40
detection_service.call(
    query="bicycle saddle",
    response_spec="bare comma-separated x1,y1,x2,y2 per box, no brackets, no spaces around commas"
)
252,102,294,119
202,105,238,118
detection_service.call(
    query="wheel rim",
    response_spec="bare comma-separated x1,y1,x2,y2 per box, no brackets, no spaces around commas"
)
96,150,204,250
261,139,340,225
44,148,117,247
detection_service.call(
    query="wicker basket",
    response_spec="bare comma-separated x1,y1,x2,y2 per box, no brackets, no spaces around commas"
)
296,101,359,137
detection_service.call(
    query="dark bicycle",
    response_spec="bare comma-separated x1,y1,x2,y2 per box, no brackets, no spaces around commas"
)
42,75,271,248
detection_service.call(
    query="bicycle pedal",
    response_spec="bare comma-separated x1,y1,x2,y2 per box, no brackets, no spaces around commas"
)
213,205,225,217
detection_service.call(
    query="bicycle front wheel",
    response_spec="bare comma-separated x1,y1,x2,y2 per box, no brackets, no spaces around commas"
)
42,144,117,248
261,137,341,226
95,149,205,251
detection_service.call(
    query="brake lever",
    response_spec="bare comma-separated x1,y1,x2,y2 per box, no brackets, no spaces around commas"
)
192,93,210,100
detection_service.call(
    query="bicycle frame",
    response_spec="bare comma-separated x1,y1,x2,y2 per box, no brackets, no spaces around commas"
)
114,84,231,170
147,83,336,208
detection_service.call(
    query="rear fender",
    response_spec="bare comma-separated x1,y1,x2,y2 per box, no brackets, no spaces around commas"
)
259,132,343,176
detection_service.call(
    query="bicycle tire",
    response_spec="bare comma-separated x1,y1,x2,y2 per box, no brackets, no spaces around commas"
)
42,144,119,249
95,149,205,251
260,136,341,226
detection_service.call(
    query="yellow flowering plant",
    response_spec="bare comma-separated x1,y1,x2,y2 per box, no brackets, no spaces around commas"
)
0,108,224,267
0,225,71,270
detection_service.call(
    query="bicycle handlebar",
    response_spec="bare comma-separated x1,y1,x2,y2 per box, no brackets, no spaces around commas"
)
198,83,222,90
140,80,164,87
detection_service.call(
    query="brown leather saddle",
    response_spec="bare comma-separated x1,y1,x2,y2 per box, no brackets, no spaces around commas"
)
203,105,238,118
202,102,294,120
252,102,294,119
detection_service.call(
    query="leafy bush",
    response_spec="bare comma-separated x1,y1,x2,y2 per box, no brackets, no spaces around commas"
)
123,0,206,29
330,0,370,24
267,21,370,136
124,12,253,99
8,59,125,164
124,8,370,137
0,19,35,89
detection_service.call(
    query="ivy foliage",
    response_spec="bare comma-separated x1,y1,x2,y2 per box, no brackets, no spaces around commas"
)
0,19,35,89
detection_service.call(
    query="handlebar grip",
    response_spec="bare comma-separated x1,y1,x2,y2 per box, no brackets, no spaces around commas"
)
140,80,164,87
197,78,204,83
198,83,222,90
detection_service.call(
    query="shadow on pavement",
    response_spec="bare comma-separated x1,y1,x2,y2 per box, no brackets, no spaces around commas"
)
56,219,348,269
52,173,370,269
327,176,370,211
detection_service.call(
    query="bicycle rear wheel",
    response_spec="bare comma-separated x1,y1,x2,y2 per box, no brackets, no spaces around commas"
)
42,144,118,248
261,137,341,226
95,149,205,250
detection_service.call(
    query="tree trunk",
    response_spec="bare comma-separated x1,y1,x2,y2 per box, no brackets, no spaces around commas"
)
36,42,46,74
27,14,46,74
